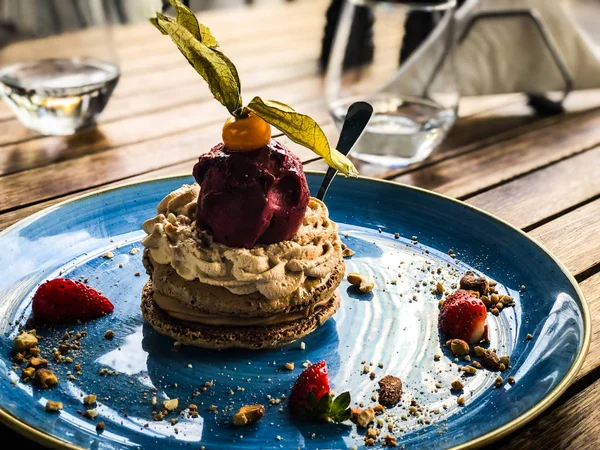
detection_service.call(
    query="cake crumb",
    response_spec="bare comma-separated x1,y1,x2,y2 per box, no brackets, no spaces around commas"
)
96,421,105,432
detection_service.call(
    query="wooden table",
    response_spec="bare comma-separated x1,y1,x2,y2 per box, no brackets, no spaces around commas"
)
1,1,599,448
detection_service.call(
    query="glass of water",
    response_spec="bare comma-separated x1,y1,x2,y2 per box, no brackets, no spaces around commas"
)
325,0,459,167
0,1,121,136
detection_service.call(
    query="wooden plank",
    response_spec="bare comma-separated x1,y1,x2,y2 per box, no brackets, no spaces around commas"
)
391,107,600,198
0,65,323,177
500,316,600,450
574,273,600,382
468,147,600,230
528,199,600,278
0,123,330,213
0,135,320,231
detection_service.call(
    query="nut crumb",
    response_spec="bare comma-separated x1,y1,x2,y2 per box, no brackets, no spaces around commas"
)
526,333,533,340
347,272,375,293
83,394,97,405
35,368,58,389
284,362,294,371
451,380,464,391
508,376,516,385
448,339,469,356
14,332,38,352
83,409,98,420
163,398,178,411
104,330,114,340
233,404,265,426
45,400,63,412
103,252,114,259
457,397,465,406
96,421,105,432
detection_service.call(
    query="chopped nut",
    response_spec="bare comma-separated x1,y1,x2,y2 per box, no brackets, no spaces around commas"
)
457,397,465,406
83,394,97,405
478,348,501,371
284,362,294,371
449,339,470,356
96,421,105,432
45,400,63,412
347,272,375,293
83,409,98,420
163,398,179,411
373,404,385,414
462,366,477,375
450,380,464,391
233,404,265,426
472,361,483,370
104,330,114,340
341,243,355,258
508,376,516,385
363,365,370,374
436,282,444,295
433,354,441,361
526,333,534,341
14,332,38,352
495,376,503,387
27,357,48,368
354,407,375,428
490,308,500,315
209,405,217,412
459,271,488,296
384,434,398,446
35,368,58,389
103,251,114,259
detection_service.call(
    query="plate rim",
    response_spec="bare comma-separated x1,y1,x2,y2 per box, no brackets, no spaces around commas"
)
0,172,590,450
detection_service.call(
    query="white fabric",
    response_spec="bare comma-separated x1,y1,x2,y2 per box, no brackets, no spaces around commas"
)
455,0,600,95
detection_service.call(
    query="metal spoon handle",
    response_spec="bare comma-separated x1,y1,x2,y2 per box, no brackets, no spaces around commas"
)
316,101,373,201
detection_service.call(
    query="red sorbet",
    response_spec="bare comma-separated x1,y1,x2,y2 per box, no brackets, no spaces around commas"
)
193,139,310,248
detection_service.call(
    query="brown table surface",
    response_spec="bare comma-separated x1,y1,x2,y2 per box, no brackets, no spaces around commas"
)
1,1,599,449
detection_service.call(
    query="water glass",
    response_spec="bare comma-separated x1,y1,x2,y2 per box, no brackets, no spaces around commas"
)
325,0,459,167
0,1,121,135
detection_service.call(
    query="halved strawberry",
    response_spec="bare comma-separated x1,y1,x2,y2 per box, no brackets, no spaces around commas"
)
439,290,487,344
32,278,114,324
289,361,351,423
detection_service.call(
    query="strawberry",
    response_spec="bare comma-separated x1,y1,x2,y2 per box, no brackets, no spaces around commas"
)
289,361,351,423
32,278,114,324
439,290,487,344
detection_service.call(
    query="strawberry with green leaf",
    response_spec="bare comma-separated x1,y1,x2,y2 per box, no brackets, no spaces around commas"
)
289,361,352,423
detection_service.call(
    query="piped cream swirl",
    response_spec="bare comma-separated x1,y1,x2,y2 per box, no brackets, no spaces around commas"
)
141,184,343,300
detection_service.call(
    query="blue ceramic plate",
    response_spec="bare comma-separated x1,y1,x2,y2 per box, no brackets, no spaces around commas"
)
0,174,589,450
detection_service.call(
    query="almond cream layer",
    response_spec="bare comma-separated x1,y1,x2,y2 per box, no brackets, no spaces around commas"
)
141,184,343,301
153,290,333,326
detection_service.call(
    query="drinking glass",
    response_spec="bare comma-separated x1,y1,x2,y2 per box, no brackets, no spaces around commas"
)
0,1,121,135
325,0,459,167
